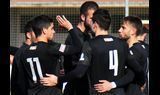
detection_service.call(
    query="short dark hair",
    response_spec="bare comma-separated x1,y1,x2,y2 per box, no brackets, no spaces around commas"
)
123,16,143,36
80,1,99,16
32,15,53,37
92,9,111,31
24,20,33,39
140,26,149,35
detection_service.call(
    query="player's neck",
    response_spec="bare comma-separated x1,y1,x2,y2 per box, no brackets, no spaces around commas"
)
77,21,85,32
127,36,139,48
25,39,32,45
36,36,48,43
95,29,108,36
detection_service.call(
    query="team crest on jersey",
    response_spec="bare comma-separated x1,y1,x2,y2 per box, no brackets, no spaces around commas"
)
29,46,37,50
104,38,113,42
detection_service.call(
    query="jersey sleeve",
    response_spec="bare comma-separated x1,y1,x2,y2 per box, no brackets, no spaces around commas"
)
68,27,83,48
48,28,83,55
114,68,135,87
48,41,81,55
113,41,135,87
58,41,92,82
126,50,146,86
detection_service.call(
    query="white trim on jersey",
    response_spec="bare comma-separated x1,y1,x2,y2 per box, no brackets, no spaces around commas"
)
129,50,133,55
141,45,146,49
79,53,85,61
104,38,113,42
59,44,66,52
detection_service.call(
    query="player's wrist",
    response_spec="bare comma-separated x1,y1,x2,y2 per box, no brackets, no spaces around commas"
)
67,26,73,31
111,82,117,89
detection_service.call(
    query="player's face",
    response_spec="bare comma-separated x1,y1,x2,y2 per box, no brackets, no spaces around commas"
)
118,21,131,40
84,9,95,31
46,23,55,41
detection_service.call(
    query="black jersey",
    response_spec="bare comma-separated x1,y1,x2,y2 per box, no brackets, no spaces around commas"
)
88,35,129,86
20,40,82,95
64,27,93,73
59,35,134,94
63,27,92,95
11,43,30,95
128,42,148,86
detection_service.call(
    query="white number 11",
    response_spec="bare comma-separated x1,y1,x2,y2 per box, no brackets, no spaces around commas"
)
27,57,43,83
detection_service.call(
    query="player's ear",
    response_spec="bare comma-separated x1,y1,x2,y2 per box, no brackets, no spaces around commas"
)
94,22,98,29
130,27,136,35
26,32,31,39
42,28,47,35
80,14,85,22
92,22,98,32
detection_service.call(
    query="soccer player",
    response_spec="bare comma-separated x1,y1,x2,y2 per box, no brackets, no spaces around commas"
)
137,26,149,53
57,1,99,95
10,46,19,65
118,16,148,95
11,20,36,95
19,15,81,95
137,26,149,95
40,9,135,95
10,46,19,79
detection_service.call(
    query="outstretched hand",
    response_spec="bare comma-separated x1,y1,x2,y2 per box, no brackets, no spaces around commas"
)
40,73,58,86
56,15,73,31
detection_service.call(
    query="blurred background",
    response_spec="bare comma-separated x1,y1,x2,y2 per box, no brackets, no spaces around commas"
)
10,0,149,47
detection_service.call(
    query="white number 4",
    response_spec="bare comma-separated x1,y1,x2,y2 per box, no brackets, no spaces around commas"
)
109,50,118,76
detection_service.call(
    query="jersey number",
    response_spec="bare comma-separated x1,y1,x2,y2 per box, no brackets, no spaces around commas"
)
26,57,43,83
109,50,118,76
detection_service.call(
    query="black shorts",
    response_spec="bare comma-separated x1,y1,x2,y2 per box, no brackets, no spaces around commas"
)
28,86,62,95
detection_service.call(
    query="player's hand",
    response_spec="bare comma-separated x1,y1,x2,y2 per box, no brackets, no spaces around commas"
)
10,55,14,64
94,80,112,93
141,83,146,92
56,15,73,31
40,73,58,86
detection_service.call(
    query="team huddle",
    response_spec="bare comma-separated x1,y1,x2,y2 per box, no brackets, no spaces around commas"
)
10,1,149,95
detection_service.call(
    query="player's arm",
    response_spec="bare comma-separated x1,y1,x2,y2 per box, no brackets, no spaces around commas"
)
56,15,83,47
11,53,28,95
48,16,85,55
40,41,92,86
114,67,135,87
126,50,146,86
110,42,135,88
48,41,81,55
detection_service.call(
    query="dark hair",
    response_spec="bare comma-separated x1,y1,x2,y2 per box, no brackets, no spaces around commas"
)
32,15,53,37
123,16,143,36
139,26,149,35
80,1,99,16
24,20,33,39
92,9,111,31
